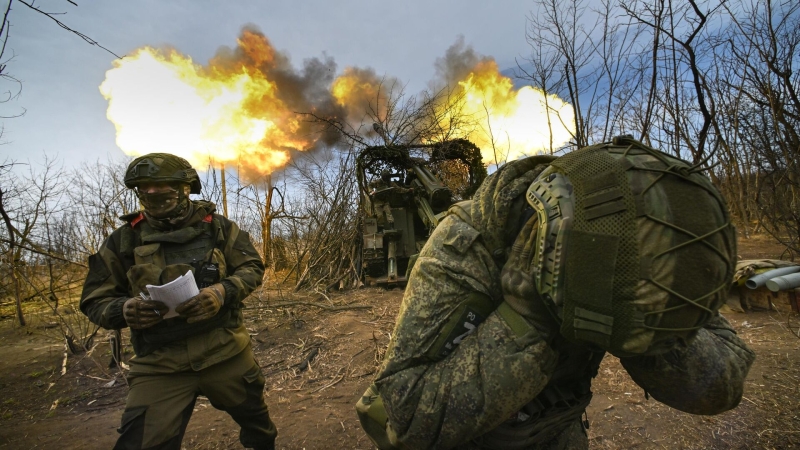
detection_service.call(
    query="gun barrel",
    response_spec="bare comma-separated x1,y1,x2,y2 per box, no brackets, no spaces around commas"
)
765,272,800,292
411,166,451,208
745,266,800,289
412,192,439,230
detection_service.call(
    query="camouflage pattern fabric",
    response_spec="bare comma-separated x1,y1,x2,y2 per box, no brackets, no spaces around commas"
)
375,213,559,449
369,156,756,450
80,200,275,449
80,200,265,363
468,155,556,260
620,313,756,415
461,420,588,450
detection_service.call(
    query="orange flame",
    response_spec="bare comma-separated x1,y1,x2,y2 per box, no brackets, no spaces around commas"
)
449,60,575,164
100,30,331,177
329,58,574,164
101,30,574,177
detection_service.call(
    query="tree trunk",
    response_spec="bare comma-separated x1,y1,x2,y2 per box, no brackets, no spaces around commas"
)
220,163,228,218
261,175,274,268
0,186,26,326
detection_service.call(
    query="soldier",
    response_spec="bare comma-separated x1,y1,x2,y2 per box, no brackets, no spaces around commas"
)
357,136,756,449
80,154,277,450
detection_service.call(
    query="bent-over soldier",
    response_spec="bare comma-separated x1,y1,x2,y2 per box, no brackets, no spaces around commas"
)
357,136,755,449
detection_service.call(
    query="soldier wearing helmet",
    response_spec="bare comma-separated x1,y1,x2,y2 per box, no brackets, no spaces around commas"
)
81,153,277,450
356,137,755,449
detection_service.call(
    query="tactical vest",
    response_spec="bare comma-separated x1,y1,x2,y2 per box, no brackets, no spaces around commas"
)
119,214,242,356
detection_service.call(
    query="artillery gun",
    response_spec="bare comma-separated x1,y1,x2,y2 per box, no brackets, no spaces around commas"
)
356,139,486,287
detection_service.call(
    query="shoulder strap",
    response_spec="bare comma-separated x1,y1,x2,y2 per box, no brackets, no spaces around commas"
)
118,224,141,256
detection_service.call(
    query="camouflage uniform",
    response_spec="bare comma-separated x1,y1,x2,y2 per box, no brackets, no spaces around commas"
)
360,156,756,450
81,200,277,450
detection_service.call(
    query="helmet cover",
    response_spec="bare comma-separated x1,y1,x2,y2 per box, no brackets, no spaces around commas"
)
124,153,201,194
527,136,735,356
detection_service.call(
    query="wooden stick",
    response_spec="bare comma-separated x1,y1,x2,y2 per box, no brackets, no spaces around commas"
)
249,301,372,312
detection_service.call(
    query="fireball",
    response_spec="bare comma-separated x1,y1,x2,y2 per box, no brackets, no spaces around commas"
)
100,32,316,176
455,60,575,163
328,57,575,164
101,30,574,176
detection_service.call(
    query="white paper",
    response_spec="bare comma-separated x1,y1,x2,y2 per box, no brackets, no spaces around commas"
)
146,270,199,318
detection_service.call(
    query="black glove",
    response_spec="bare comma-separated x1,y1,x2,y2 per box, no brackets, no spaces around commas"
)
123,297,169,329
500,215,559,340
176,283,225,323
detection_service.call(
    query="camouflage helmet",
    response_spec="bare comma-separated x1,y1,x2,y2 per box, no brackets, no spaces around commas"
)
526,136,736,356
124,153,201,194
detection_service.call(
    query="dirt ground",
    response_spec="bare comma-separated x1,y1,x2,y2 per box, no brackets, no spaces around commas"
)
1,234,798,450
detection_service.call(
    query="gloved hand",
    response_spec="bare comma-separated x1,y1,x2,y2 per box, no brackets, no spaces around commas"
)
123,297,169,329
176,283,225,323
500,215,559,340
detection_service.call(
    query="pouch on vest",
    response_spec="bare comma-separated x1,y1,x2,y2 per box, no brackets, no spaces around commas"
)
133,243,162,265
127,264,162,298
356,384,401,450
209,247,227,278
160,263,195,285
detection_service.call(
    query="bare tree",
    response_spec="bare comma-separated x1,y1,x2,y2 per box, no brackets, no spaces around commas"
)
519,0,800,256
0,161,25,325
67,159,138,255
522,0,651,151
277,149,360,291
716,0,800,255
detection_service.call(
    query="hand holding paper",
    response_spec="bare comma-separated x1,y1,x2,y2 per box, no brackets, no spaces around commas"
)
145,270,200,319
123,297,169,329
176,283,225,323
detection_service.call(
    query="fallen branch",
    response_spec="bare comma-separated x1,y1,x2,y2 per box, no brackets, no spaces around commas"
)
310,367,347,394
309,347,366,394
85,399,124,411
260,358,286,369
250,301,372,312
297,347,319,372
61,338,69,376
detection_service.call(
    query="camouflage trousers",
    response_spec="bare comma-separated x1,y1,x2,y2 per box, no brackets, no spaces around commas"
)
113,346,277,450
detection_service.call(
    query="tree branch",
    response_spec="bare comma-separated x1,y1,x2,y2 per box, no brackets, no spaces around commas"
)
18,0,122,59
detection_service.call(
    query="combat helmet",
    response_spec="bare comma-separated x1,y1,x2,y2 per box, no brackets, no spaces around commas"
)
526,135,736,356
124,153,201,194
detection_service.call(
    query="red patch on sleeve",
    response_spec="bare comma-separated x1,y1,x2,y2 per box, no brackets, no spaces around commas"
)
202,214,213,223
130,213,145,228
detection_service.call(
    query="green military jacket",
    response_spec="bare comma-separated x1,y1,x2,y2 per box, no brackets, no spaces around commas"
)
364,157,756,450
80,200,265,373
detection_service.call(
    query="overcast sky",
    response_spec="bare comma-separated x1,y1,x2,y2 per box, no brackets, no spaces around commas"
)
0,0,543,171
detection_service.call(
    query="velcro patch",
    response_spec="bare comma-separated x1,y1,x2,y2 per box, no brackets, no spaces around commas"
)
431,306,487,359
442,219,480,254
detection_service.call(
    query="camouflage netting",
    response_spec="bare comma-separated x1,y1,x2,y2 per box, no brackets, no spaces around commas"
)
356,139,487,200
